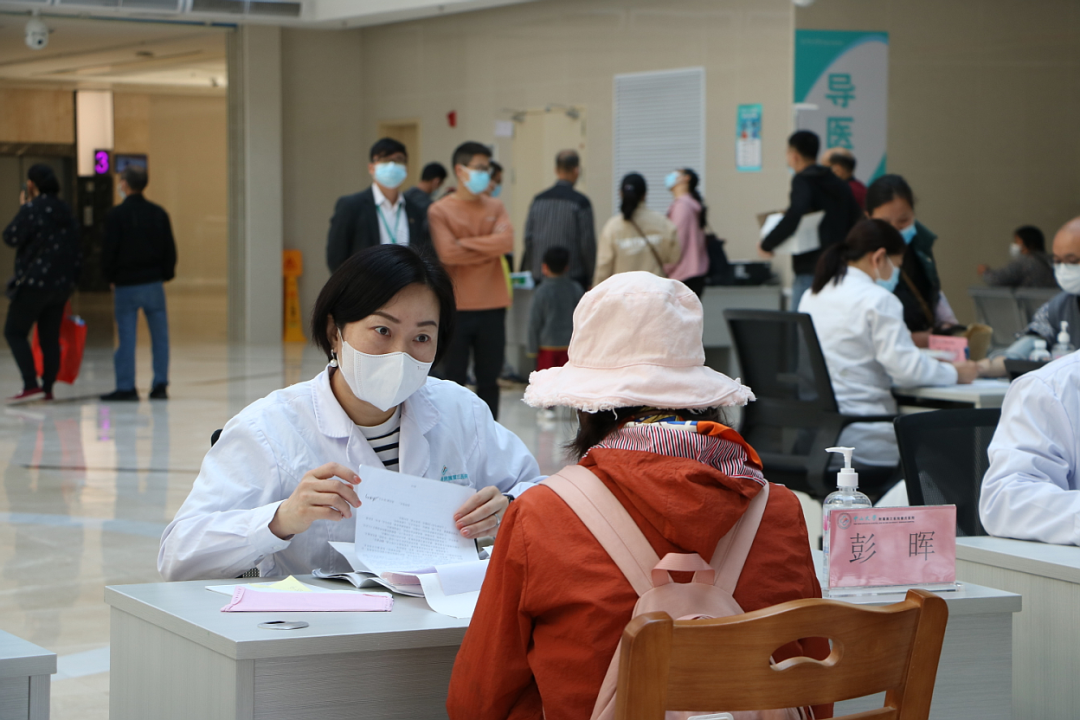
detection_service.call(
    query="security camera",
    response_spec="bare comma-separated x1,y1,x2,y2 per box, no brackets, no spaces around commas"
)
25,18,49,51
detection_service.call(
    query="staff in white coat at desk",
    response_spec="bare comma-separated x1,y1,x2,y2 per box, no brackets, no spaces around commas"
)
799,218,979,468
980,352,1080,545
159,245,542,581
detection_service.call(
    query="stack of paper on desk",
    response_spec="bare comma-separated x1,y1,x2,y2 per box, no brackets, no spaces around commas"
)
221,585,393,613
314,466,492,618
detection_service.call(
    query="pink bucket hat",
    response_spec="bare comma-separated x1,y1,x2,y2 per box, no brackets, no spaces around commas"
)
523,272,755,412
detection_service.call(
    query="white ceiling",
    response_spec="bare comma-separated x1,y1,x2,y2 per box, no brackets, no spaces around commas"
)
0,15,227,89
0,0,538,28
0,0,537,89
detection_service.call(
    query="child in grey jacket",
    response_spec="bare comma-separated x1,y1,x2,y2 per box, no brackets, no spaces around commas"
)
527,247,584,373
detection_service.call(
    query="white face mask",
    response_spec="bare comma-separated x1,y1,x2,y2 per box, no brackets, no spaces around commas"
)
1055,263,1080,295
1009,243,1023,259
333,333,432,412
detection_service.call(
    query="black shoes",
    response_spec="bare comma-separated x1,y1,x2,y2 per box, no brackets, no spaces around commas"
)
149,384,168,400
100,389,139,402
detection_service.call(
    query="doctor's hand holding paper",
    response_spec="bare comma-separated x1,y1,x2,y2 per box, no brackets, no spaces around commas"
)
159,245,541,581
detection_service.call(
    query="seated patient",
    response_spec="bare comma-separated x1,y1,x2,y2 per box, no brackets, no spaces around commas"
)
159,245,541,581
447,272,830,720
1000,217,1080,360
980,352,1080,544
799,219,978,468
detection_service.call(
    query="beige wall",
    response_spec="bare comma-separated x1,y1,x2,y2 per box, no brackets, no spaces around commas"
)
281,28,365,325
357,0,794,262
0,88,74,144
278,0,795,323
797,0,1080,323
113,91,228,342
113,92,228,290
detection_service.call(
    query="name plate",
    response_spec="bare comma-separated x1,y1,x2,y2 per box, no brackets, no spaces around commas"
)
828,505,956,591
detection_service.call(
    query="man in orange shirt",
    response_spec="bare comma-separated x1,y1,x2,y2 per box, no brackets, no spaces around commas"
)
429,142,513,419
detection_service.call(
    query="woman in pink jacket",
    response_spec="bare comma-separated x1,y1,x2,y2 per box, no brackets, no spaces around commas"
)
664,168,710,296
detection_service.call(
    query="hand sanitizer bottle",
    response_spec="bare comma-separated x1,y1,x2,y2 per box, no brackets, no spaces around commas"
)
1052,321,1075,360
1029,338,1052,362
822,447,873,594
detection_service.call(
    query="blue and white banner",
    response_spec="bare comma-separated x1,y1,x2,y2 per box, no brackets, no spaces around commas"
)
795,31,889,183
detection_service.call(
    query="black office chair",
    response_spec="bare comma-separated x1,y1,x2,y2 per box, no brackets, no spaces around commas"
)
894,408,1001,537
969,286,1026,348
1004,358,1046,380
724,310,898,500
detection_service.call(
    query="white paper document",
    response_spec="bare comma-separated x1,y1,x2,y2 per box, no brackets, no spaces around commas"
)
760,210,824,255
418,573,481,620
353,465,479,576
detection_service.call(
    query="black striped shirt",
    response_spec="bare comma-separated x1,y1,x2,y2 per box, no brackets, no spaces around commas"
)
359,409,401,470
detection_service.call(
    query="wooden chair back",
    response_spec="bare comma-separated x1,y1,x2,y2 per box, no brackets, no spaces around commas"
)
614,589,948,720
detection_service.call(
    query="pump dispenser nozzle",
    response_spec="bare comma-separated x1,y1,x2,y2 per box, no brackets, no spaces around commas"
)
1059,321,1071,345
826,446,859,488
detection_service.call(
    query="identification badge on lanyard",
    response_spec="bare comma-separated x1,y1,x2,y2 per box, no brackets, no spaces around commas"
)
377,204,405,245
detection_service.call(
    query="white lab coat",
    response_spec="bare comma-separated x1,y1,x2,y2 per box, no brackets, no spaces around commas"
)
980,352,1080,545
799,267,959,466
158,370,542,581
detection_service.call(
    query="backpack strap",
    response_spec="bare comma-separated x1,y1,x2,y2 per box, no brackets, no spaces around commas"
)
710,482,770,595
542,466,659,597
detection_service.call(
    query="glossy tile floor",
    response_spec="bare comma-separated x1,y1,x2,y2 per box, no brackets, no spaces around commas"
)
0,341,817,719
0,341,579,720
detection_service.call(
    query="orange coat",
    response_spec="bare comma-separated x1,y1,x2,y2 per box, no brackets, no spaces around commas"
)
448,447,832,720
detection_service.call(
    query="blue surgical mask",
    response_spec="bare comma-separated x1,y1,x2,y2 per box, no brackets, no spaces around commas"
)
463,167,491,195
374,162,408,190
490,184,502,198
899,222,917,245
875,258,900,293
664,171,680,190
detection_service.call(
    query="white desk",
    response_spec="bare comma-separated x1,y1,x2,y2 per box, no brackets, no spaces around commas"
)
809,552,1019,720
956,536,1080,719
0,630,55,720
107,571,1017,720
894,379,1011,410
106,578,467,720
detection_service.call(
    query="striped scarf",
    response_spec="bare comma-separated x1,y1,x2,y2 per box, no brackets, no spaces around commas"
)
590,417,766,486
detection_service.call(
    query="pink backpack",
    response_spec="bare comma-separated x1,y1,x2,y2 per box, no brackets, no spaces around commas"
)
543,466,809,720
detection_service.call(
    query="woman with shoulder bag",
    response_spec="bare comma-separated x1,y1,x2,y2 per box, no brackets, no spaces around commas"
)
593,173,681,286
1,164,82,404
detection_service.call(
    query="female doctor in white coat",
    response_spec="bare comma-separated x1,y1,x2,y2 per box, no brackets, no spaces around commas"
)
159,245,542,581
799,219,979,469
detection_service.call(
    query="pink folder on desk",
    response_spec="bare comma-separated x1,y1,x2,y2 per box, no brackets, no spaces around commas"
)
220,586,394,613
928,335,968,363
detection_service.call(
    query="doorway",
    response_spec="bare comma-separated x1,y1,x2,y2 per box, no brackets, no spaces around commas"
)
509,107,586,262
377,120,422,190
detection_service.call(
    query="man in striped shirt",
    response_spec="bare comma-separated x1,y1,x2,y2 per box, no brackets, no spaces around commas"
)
520,150,596,289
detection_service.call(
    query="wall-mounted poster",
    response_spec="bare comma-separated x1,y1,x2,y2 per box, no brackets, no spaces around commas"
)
736,103,762,172
795,31,889,183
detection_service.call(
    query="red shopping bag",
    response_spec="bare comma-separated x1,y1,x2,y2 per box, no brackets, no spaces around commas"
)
31,302,87,385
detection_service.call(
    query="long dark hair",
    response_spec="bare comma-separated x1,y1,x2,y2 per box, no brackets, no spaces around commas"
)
310,245,456,365
866,174,915,215
620,173,646,221
811,219,906,294
682,169,708,229
567,406,725,460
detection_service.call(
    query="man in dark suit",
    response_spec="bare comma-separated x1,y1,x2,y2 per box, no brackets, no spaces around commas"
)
326,138,431,272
